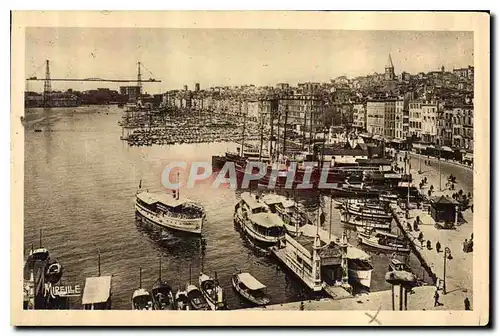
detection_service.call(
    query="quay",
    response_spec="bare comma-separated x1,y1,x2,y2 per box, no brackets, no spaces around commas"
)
390,151,474,309
246,285,468,311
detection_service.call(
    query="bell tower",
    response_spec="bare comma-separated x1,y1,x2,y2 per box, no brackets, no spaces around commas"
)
385,54,395,80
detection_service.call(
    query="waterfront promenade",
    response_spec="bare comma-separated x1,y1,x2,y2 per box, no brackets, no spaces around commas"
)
393,151,474,310
248,285,468,311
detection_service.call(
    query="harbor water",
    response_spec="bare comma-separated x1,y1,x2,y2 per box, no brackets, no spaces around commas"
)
23,105,432,309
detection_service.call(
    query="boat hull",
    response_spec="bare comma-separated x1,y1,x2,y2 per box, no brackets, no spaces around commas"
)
231,275,270,306
340,213,391,230
348,268,372,289
234,212,283,245
358,236,410,253
136,203,203,235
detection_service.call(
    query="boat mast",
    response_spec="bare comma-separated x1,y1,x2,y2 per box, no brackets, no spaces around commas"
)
159,257,162,281
139,267,142,288
240,98,247,157
189,263,192,284
329,190,333,241
177,172,180,200
39,229,42,248
258,106,264,161
98,250,101,277
282,103,289,160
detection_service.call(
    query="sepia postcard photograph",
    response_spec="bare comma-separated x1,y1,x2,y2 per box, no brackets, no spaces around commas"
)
10,11,490,326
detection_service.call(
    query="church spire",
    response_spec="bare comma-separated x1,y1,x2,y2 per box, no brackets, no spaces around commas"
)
386,54,394,69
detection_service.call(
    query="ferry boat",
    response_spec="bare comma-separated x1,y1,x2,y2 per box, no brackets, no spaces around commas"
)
261,193,312,236
231,271,270,306
234,192,285,245
135,191,205,235
199,272,226,310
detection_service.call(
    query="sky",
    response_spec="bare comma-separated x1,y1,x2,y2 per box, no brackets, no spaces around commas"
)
25,28,474,93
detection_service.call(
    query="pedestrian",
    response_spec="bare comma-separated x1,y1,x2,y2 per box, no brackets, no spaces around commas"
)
434,290,441,307
436,241,441,253
427,240,432,250
299,301,304,311
470,233,473,241
463,239,468,252
464,297,471,310
418,232,424,241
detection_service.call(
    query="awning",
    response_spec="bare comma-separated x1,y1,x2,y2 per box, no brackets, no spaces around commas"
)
82,276,112,305
237,273,266,290
440,146,454,152
412,143,426,150
464,153,474,160
248,212,283,228
384,173,402,179
392,139,405,144
427,145,436,150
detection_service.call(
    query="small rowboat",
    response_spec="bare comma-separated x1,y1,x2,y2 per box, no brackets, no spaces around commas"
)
231,271,270,306
186,284,210,310
358,230,410,253
131,288,153,310
45,261,63,284
199,272,226,310
151,280,175,310
131,267,153,310
175,290,190,310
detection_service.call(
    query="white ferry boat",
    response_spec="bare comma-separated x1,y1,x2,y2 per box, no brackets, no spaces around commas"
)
234,192,285,245
135,191,205,235
261,193,312,236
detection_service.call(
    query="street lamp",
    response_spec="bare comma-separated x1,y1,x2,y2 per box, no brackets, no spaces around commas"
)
443,247,452,294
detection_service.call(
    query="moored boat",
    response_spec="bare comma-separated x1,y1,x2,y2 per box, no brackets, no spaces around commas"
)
131,267,153,310
186,284,210,310
234,192,285,245
231,271,270,306
135,190,205,235
344,203,393,221
132,288,153,310
358,230,410,253
175,290,190,310
45,260,63,284
151,258,175,310
261,193,312,237
199,272,226,310
151,280,175,310
340,212,391,230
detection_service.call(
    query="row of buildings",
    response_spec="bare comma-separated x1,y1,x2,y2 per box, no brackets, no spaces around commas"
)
157,55,473,151
354,99,473,150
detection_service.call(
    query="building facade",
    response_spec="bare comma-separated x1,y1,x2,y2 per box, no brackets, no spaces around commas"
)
383,100,396,139
353,103,366,130
409,101,423,139
366,101,385,136
420,103,438,143
451,105,474,150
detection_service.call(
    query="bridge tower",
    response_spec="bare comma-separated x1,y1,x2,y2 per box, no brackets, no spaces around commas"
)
43,60,52,107
137,61,142,95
